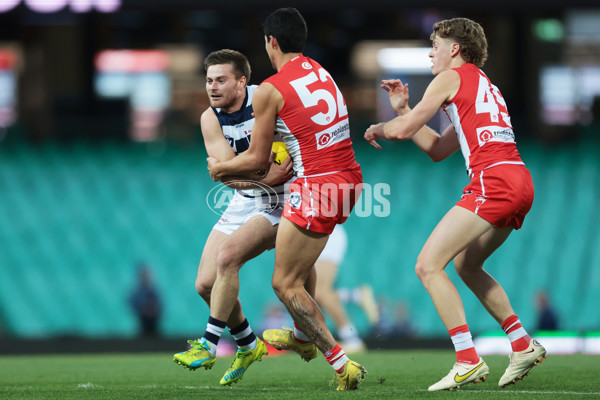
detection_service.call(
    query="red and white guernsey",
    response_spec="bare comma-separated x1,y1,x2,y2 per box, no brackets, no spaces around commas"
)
264,55,360,177
443,63,524,179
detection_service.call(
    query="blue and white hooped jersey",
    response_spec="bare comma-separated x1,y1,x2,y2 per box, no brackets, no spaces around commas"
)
212,85,285,201
212,85,257,155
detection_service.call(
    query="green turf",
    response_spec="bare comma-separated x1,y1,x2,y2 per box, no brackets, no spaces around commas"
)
0,350,598,399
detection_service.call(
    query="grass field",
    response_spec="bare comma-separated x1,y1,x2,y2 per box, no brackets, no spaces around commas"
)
1,350,599,399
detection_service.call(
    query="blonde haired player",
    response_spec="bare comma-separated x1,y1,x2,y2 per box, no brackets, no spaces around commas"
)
365,17,546,391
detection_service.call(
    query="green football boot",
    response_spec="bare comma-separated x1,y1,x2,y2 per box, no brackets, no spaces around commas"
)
220,338,268,385
173,337,216,370
263,327,318,362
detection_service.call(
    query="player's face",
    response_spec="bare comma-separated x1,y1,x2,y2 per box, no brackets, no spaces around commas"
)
429,36,455,76
205,63,245,112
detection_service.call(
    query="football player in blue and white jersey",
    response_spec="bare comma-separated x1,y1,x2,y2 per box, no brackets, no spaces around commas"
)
173,49,293,386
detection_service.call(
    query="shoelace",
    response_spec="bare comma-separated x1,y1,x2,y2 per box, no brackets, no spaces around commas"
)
328,375,337,387
187,339,208,351
328,367,346,388
329,373,347,388
227,349,251,368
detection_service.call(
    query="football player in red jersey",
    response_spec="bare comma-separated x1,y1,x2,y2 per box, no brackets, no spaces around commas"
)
365,17,546,391
208,8,366,391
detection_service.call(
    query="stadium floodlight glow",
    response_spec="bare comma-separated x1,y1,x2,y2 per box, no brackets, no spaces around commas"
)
0,0,20,12
0,0,121,13
70,0,121,13
25,0,65,13
377,47,432,74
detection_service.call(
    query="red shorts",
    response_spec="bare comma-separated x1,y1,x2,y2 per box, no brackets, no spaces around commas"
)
456,164,534,229
283,167,363,234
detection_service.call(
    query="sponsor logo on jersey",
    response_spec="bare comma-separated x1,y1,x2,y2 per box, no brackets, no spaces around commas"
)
315,120,350,150
304,207,318,219
302,61,312,70
318,133,331,146
476,126,515,146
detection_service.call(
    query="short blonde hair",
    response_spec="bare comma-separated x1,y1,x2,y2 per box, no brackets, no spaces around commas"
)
431,18,488,68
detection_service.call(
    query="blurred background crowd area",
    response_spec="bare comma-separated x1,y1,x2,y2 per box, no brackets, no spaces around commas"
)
0,1,599,345
1,0,600,143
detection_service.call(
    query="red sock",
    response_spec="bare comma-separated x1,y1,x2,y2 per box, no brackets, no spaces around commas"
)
324,344,349,373
449,324,479,365
292,321,311,344
501,315,531,352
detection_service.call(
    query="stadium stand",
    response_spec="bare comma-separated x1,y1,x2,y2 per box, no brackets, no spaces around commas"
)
0,138,599,340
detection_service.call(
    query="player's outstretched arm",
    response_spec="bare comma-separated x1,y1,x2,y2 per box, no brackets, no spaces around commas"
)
364,70,459,149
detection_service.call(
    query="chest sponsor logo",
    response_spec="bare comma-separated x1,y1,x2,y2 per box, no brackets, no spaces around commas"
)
315,120,350,150
476,125,515,146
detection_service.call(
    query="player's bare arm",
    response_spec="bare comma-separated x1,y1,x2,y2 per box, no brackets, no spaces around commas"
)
201,107,259,189
412,123,460,162
200,107,236,163
364,70,459,147
379,78,460,160
207,83,282,181
201,105,291,188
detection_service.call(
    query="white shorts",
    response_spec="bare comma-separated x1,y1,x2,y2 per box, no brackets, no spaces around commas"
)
213,191,283,235
317,224,348,265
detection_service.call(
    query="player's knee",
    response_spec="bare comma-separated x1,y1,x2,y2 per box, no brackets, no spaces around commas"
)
415,258,433,283
215,246,242,272
415,250,448,283
271,277,284,300
272,275,292,303
195,277,212,302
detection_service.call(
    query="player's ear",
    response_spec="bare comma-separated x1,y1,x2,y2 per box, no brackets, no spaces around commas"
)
269,36,279,50
451,42,461,58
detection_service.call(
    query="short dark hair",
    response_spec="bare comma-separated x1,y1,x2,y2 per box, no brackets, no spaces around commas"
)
203,49,251,82
431,18,488,68
262,7,307,53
